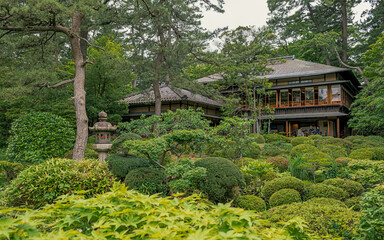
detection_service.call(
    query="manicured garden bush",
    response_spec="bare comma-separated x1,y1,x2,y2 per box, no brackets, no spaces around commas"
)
106,154,151,180
317,144,348,160
0,184,312,239
0,161,23,186
308,135,322,140
345,196,362,211
195,157,245,203
262,142,292,157
315,137,353,151
249,133,265,144
242,142,261,159
269,189,301,207
290,137,314,147
290,144,317,159
6,112,75,164
345,160,384,187
261,177,304,200
124,167,167,195
2,158,115,208
263,134,289,143
305,183,348,201
368,147,384,160
306,197,347,208
234,195,266,212
262,201,360,239
359,185,384,239
266,156,289,172
349,148,374,160
111,132,141,155
288,155,313,181
322,178,364,197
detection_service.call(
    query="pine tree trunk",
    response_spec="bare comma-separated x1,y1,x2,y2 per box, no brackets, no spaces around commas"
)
340,0,348,62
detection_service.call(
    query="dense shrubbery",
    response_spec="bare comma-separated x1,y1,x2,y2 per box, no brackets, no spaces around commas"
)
262,201,360,239
106,154,151,180
124,167,167,195
359,185,384,239
234,195,266,212
289,144,317,159
263,134,289,143
2,158,115,208
345,196,362,211
322,178,364,197
317,144,348,159
0,161,23,186
242,142,261,159
305,183,348,201
290,137,314,146
111,132,141,155
269,189,301,207
262,142,292,157
195,157,245,203
306,197,347,208
261,177,304,200
349,148,374,160
344,159,384,187
266,156,289,172
6,112,75,164
249,133,265,144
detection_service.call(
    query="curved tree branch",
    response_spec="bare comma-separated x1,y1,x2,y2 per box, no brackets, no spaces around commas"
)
334,47,369,85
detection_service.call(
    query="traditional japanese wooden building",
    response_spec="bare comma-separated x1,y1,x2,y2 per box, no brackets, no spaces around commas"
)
197,57,361,138
122,85,222,124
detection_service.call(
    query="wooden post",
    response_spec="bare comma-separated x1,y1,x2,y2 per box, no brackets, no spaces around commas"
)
289,122,292,137
337,118,340,138
286,121,289,137
327,120,330,136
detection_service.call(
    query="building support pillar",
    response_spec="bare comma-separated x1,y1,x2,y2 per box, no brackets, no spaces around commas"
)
289,122,292,137
327,120,330,136
285,120,289,137
337,117,340,138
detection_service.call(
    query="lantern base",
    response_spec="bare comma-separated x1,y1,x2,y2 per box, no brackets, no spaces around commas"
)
91,144,112,162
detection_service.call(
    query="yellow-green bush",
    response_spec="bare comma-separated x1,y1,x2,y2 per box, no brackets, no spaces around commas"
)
234,195,266,212
261,177,304,200
345,196,362,211
124,167,167,195
290,144,317,159
269,189,301,207
2,158,116,208
306,197,347,208
305,183,348,201
322,178,364,197
290,137,314,147
349,148,374,160
263,133,289,143
359,185,384,239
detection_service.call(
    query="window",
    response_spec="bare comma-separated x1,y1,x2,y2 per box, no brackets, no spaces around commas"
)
292,88,301,106
269,91,277,107
305,87,314,105
280,90,289,107
288,80,300,85
301,79,313,83
318,86,328,104
331,85,341,102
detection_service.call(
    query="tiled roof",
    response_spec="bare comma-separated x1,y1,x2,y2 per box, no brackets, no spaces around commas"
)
122,85,223,107
197,58,350,83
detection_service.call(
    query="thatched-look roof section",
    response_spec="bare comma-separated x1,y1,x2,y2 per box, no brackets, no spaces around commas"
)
122,85,222,107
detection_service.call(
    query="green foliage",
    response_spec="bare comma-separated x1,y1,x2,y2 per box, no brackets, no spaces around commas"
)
368,147,384,160
262,177,305,200
164,129,209,159
195,157,245,203
2,158,115,208
262,201,360,239
6,112,75,164
165,159,206,195
266,156,289,172
345,196,362,211
241,160,275,181
124,167,167,195
269,189,301,208
299,151,333,183
290,137,314,147
305,183,348,201
263,134,289,143
0,183,313,239
106,154,151,181
315,137,353,151
111,132,141,155
322,178,364,198
345,160,384,187
0,161,23,187
318,144,348,160
262,141,292,157
290,144,318,159
123,137,168,166
234,195,266,212
242,142,261,159
306,197,347,208
118,115,161,138
288,155,312,181
249,133,265,144
349,148,374,160
359,185,384,239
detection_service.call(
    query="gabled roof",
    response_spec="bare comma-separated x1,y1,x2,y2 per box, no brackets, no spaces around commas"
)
122,85,223,107
197,58,358,84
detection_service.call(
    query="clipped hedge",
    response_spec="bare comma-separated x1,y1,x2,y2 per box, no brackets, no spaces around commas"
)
234,195,266,212
243,142,261,159
262,142,292,157
322,178,364,197
290,137,314,147
262,201,360,239
261,177,304,200
6,112,75,164
318,144,348,160
290,144,317,159
266,156,289,172
269,189,301,207
349,148,374,160
305,183,348,201
346,160,384,187
306,197,347,208
111,132,141,154
195,157,245,203
249,133,265,144
124,167,167,195
263,134,289,143
345,196,362,211
106,154,151,180
368,147,384,160
3,158,115,208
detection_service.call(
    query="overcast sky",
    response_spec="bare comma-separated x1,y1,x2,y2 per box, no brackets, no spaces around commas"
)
201,0,372,31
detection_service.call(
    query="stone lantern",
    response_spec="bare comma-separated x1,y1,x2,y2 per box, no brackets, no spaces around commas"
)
89,111,117,162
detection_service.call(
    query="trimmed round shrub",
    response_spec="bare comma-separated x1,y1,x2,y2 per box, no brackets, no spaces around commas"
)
345,196,362,211
3,158,115,208
106,154,151,180
290,144,317,159
368,147,384,160
262,142,292,157
124,167,166,195
237,157,256,167
261,177,304,200
306,197,347,208
315,137,353,150
112,132,141,155
195,157,245,203
318,144,348,160
6,112,75,164
305,183,348,201
308,135,322,140
249,133,265,144
263,134,289,143
262,201,360,238
269,189,301,207
359,185,384,239
243,142,261,159
291,137,314,147
349,148,374,160
234,195,266,212
322,178,364,197
266,156,289,172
